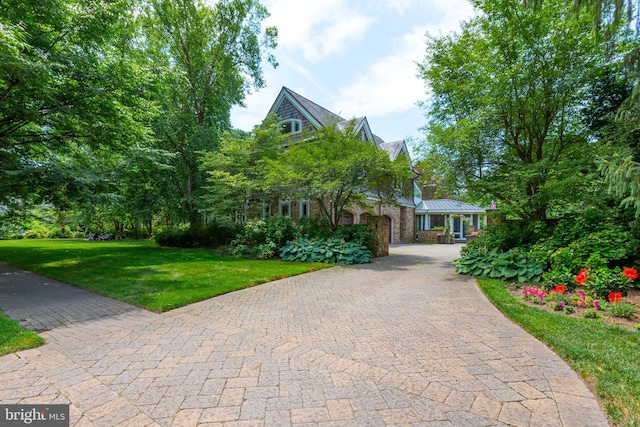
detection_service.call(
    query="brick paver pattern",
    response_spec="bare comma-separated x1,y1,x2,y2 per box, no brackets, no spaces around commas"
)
0,245,609,426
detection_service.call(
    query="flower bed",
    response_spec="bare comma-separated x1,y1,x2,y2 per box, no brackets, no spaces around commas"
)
508,283,640,329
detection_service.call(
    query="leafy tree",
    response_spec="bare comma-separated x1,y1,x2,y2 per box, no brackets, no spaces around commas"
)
200,115,284,219
265,121,414,231
525,0,640,217
139,0,277,225
419,0,601,221
0,0,154,204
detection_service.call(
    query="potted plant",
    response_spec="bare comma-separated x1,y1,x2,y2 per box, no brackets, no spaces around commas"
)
440,224,451,244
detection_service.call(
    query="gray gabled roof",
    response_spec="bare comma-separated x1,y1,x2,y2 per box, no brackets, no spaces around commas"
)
269,87,411,163
378,140,405,161
416,199,486,214
280,87,344,127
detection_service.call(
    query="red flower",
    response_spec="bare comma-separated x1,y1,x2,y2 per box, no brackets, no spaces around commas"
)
575,269,588,286
608,292,623,303
623,267,638,281
552,285,566,293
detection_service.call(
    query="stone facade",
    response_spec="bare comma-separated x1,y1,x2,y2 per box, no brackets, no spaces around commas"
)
337,201,415,244
258,87,417,244
249,198,415,244
416,230,440,244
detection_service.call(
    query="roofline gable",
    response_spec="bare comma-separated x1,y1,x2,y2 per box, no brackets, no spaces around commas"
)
353,117,374,142
269,87,344,129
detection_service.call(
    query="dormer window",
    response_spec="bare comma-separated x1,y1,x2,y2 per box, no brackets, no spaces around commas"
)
279,119,302,135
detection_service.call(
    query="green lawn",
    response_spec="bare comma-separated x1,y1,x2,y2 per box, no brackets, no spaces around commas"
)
0,311,44,356
0,239,332,312
477,278,640,427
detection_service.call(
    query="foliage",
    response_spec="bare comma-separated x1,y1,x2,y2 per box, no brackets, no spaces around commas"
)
265,120,413,231
461,221,544,256
333,224,377,253
599,155,640,217
419,0,601,221
528,208,630,267
200,115,284,218
542,265,577,292
546,228,629,271
139,0,278,225
454,248,545,283
0,239,330,312
477,278,640,426
155,221,242,248
0,0,154,205
85,232,123,241
580,267,635,298
280,238,374,265
0,311,44,356
607,302,637,319
231,216,299,259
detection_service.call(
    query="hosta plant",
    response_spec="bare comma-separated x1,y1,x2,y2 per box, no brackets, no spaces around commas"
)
454,248,544,283
280,238,373,265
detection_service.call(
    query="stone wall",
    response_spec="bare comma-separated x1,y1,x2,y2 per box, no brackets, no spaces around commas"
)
247,198,416,244
416,230,440,244
348,202,415,244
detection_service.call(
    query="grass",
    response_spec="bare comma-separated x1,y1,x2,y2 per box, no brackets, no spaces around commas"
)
0,310,44,356
477,278,640,427
0,239,332,312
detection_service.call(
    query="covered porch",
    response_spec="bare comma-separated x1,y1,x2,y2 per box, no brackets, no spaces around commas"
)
415,199,487,242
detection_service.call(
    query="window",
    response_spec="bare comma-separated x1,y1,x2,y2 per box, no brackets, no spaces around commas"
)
262,201,271,218
429,214,445,229
299,200,310,218
338,211,354,225
279,199,291,216
279,119,302,135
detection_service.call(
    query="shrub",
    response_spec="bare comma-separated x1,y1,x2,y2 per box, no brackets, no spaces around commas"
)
155,221,241,248
608,302,637,319
280,238,373,265
231,216,299,259
23,226,51,239
583,310,601,319
297,216,332,239
549,227,628,271
334,224,377,252
542,266,577,292
461,223,520,256
582,267,634,299
454,248,545,283
86,232,122,241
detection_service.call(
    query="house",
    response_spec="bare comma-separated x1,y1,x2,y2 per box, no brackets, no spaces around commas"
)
415,199,487,243
264,86,417,244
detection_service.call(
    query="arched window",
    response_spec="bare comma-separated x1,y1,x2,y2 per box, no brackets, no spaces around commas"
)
279,119,302,135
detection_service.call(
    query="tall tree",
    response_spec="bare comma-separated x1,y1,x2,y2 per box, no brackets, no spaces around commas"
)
139,0,277,225
200,115,284,219
264,122,414,231
419,0,601,221
0,0,153,204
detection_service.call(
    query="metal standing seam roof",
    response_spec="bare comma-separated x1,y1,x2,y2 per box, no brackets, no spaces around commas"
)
416,199,487,214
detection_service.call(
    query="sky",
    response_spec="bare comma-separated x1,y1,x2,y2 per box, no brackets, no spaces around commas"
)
229,0,477,150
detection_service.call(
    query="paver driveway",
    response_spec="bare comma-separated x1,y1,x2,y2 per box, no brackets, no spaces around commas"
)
0,244,609,426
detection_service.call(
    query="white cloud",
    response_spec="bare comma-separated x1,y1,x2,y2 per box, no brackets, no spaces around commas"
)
331,27,427,119
265,0,375,62
231,0,476,132
330,0,475,118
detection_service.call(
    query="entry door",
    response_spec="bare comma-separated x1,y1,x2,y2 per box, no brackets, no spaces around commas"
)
453,216,462,240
